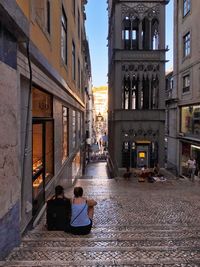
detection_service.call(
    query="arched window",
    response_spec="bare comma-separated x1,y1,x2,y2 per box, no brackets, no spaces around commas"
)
131,75,138,110
122,16,131,49
123,75,131,109
142,18,150,50
122,15,139,50
152,19,159,50
131,17,139,50
143,76,150,109
151,76,159,109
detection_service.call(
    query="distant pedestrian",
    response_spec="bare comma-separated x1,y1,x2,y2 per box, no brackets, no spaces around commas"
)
70,187,97,235
187,157,196,181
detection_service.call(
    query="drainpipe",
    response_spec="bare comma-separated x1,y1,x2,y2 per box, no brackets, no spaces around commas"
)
21,40,32,219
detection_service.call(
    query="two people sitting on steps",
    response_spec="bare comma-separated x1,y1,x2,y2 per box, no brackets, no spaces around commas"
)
46,185,97,235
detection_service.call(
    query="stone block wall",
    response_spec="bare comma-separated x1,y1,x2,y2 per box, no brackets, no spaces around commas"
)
0,61,20,259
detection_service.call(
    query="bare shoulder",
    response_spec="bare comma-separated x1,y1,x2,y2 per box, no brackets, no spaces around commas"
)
87,198,97,206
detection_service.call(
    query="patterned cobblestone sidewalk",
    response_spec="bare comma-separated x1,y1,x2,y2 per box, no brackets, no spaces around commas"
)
1,163,200,266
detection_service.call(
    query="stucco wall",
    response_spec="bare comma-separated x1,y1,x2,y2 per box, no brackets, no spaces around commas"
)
0,61,20,258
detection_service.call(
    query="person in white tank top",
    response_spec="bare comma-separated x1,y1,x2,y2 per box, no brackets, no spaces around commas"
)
70,186,97,235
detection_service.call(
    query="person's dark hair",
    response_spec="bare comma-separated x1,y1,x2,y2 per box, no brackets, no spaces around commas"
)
55,185,64,197
74,187,83,198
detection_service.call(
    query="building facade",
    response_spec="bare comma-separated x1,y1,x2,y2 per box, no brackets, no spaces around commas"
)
92,86,108,142
165,69,178,175
108,0,169,174
167,0,200,177
0,0,90,259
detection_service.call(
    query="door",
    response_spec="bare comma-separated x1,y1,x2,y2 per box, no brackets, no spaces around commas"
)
137,145,149,167
32,122,45,217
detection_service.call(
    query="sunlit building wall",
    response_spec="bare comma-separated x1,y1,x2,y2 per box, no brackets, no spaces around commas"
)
92,86,108,140
0,0,91,258
168,0,200,176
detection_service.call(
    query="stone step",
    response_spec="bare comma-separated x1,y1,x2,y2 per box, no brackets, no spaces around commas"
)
20,237,200,249
2,226,200,266
33,223,200,232
1,246,200,266
1,262,200,267
24,228,200,241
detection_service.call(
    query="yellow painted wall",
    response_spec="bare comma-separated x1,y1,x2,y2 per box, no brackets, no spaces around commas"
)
16,0,30,18
16,0,85,95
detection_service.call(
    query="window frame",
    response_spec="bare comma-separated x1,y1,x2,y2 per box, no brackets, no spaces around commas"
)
72,40,76,81
183,0,191,17
61,7,68,65
183,31,190,58
182,74,190,93
46,0,51,34
62,106,69,163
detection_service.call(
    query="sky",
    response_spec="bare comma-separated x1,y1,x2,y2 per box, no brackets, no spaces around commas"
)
85,0,174,87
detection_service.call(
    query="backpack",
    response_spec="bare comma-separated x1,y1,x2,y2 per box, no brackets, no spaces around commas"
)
46,197,71,231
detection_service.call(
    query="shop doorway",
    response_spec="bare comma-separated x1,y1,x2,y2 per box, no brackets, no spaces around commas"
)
32,119,54,217
136,145,149,167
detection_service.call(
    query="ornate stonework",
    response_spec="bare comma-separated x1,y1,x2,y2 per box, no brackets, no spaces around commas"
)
122,3,160,20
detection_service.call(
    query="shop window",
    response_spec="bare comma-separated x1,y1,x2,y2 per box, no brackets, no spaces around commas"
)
181,105,200,136
77,112,81,143
62,106,68,163
72,151,81,181
45,121,54,184
182,74,190,93
183,0,191,17
72,110,76,148
183,32,190,57
32,88,53,217
61,7,67,65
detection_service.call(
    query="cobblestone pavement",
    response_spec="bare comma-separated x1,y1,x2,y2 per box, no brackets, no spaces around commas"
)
1,163,200,266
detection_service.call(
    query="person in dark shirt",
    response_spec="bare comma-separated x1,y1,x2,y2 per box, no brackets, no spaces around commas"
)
46,185,71,231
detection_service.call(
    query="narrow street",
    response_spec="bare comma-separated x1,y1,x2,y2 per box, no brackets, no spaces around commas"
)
1,164,200,266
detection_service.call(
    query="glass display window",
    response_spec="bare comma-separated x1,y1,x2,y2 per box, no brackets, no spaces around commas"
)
72,151,81,180
32,87,54,217
62,106,68,163
33,124,43,177
72,110,76,149
45,121,54,184
181,105,200,136
181,142,191,176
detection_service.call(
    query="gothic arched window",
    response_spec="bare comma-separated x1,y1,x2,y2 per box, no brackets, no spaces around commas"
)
151,76,159,109
152,19,159,50
123,75,131,109
142,18,150,50
123,16,131,49
122,15,139,50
